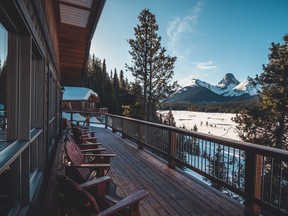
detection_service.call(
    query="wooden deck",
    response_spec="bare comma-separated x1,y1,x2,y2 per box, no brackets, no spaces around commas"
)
40,126,244,216
95,127,244,216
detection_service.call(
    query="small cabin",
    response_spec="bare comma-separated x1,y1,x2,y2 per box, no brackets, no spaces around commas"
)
62,86,100,112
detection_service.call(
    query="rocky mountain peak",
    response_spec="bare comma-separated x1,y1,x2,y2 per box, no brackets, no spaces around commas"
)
217,73,240,88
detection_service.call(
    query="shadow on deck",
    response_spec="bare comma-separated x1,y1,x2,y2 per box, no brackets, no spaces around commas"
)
42,126,244,216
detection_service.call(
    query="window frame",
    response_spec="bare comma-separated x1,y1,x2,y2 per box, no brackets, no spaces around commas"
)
0,1,47,214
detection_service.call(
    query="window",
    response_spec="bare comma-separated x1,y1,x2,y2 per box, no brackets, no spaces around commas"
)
0,23,8,143
0,166,12,215
0,2,54,215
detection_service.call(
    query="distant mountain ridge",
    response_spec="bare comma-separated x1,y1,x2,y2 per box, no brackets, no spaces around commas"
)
163,73,258,104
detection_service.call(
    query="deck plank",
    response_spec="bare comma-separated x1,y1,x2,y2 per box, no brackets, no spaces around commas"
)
96,127,244,216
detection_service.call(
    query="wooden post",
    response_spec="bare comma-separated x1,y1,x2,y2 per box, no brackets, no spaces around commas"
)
112,116,117,133
168,131,176,169
244,153,262,216
105,115,108,129
70,112,73,123
121,119,125,139
138,124,144,150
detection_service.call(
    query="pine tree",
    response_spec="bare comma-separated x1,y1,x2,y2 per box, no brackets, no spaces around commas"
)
164,109,176,126
233,34,288,150
102,59,114,110
233,34,288,211
122,81,144,119
119,70,126,93
126,9,178,121
112,69,120,114
83,54,94,89
193,124,198,132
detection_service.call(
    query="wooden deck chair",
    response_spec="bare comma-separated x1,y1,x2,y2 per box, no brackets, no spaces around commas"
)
65,140,113,183
65,134,116,165
56,174,149,216
72,126,97,144
63,117,90,133
65,133,103,151
62,118,71,132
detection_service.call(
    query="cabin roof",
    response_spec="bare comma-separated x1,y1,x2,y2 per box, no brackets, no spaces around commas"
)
55,0,106,86
63,86,99,101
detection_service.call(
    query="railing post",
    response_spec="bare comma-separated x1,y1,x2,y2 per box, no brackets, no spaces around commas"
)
105,115,108,129
70,112,73,123
112,116,117,133
244,153,262,216
168,131,176,169
138,124,144,150
122,119,126,139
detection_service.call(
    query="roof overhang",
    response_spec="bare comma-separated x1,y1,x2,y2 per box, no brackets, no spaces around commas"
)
55,0,105,86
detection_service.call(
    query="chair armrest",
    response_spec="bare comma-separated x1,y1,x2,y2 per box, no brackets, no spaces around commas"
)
96,190,149,216
83,153,116,158
83,154,116,164
83,137,98,143
65,163,110,169
80,176,111,196
79,176,111,189
79,127,89,131
86,141,100,145
78,143,102,150
78,143,102,148
80,148,106,153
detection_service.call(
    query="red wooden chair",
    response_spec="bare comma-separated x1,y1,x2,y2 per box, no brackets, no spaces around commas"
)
66,134,116,165
65,140,114,183
65,133,103,151
56,174,149,216
72,126,97,144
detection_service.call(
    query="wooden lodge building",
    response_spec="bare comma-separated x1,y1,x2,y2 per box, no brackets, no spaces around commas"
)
1,1,288,216
0,0,105,215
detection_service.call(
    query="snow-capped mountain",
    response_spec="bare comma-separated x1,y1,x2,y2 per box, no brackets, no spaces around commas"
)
189,73,257,97
163,73,258,104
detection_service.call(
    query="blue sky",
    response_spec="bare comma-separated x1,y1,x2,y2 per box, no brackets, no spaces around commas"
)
91,0,288,86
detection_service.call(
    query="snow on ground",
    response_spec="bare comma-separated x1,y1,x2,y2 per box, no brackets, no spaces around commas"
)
158,110,240,140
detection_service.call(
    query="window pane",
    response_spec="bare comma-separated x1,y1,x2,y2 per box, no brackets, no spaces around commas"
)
0,166,12,215
0,23,8,142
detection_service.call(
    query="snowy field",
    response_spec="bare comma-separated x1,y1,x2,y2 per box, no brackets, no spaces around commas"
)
63,109,240,140
158,110,240,140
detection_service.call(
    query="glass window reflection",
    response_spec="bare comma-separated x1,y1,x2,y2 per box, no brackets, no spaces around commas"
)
0,23,8,142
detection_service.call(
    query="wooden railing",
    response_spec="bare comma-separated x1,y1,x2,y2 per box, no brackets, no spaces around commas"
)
62,108,108,125
105,114,288,216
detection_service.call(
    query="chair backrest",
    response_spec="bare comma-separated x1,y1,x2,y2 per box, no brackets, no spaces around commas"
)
56,174,100,215
65,134,86,157
65,140,91,182
72,127,83,144
66,133,78,146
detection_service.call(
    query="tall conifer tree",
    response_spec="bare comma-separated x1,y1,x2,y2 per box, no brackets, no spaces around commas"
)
233,35,288,211
233,34,288,150
126,9,178,121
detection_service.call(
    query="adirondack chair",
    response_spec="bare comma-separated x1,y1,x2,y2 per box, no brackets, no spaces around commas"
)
65,134,116,165
65,133,103,151
63,118,92,137
56,174,149,216
65,139,114,183
72,126,97,144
